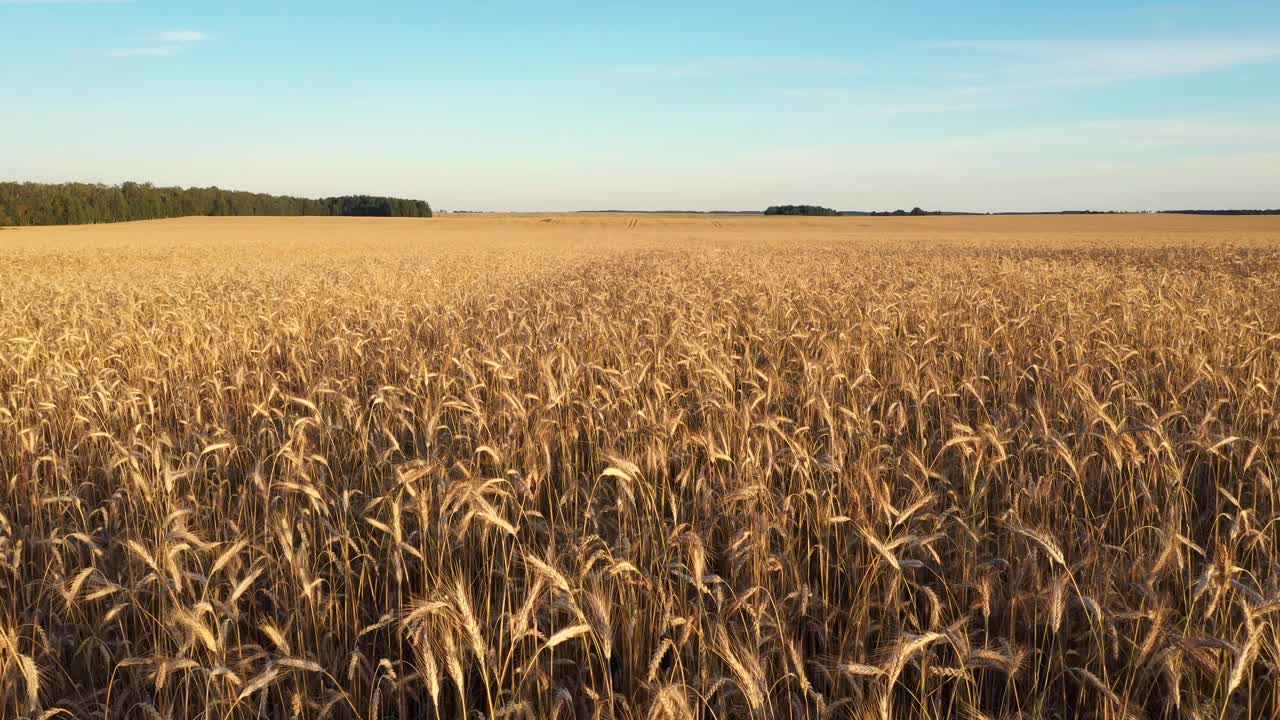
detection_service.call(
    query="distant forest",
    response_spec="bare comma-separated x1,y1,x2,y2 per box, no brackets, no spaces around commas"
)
764,205,839,216
767,205,966,216
767,206,1280,217
0,181,432,226
1161,209,1280,216
849,207,949,217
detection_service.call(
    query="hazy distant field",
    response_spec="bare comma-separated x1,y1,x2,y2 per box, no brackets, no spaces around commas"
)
2,214,1278,719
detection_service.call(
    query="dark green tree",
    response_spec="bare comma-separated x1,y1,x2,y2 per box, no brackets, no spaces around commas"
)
763,205,839,216
0,181,433,226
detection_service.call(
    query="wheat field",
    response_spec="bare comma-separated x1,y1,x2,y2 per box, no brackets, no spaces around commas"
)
1,213,1278,719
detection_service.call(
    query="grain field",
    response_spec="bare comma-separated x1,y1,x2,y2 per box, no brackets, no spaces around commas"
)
1,214,1278,719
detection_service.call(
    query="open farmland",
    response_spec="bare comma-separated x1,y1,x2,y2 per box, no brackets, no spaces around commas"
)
1,214,1279,719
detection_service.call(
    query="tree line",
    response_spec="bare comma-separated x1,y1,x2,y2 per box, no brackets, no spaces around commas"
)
765,205,960,216
862,207,937,216
0,181,432,226
766,205,946,216
763,204,839,216
1161,209,1280,216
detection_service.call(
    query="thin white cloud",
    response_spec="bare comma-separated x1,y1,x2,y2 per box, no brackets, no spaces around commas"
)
775,35,1280,116
111,29,207,58
160,29,205,43
943,36,1280,87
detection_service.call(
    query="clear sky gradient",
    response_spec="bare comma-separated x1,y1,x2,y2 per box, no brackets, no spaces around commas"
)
3,1,1278,211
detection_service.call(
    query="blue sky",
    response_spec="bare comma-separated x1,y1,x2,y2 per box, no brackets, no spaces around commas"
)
2,1,1278,211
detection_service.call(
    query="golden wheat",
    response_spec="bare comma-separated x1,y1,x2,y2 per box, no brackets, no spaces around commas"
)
0,213,1277,718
